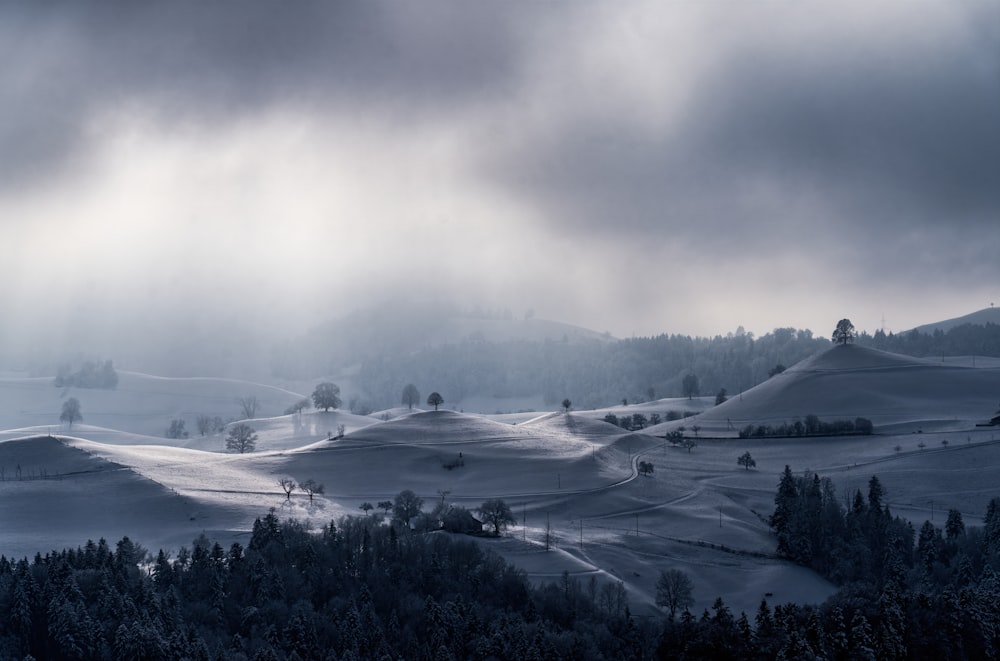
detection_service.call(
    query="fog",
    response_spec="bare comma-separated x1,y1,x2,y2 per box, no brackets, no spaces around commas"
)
2,1,998,375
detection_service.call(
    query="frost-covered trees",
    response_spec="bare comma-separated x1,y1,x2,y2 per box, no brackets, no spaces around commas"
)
60,397,82,428
401,384,420,410
226,423,257,453
238,395,260,419
166,419,189,439
311,382,342,412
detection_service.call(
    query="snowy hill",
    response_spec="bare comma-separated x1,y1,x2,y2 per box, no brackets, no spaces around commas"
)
911,307,1000,334
669,344,1000,434
2,342,1000,616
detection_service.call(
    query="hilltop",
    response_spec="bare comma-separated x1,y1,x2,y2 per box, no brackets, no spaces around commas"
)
669,344,1000,434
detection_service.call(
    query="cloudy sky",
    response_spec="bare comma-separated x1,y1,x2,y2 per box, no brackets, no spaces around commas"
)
2,1,998,365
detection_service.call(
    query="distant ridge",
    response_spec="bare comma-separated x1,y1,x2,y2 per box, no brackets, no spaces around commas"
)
910,307,1000,334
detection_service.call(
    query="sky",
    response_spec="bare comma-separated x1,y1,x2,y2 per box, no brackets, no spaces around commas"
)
2,1,998,369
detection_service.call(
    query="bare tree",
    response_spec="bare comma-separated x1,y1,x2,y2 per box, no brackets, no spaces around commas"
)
656,569,694,620
226,423,257,453
477,498,517,536
562,398,572,412
393,489,424,527
279,478,296,500
196,415,213,436
284,398,310,415
378,500,394,516
360,502,374,516
301,479,325,502
238,396,260,420
738,451,757,471
427,392,444,411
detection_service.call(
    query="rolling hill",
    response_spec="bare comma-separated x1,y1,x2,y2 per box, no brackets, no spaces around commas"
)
1,332,999,617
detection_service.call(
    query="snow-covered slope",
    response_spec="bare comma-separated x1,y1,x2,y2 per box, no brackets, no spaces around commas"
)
658,344,1000,434
2,347,1000,617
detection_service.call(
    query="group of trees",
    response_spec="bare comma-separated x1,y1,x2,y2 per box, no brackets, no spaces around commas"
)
738,415,874,439
603,410,697,431
763,466,1000,658
856,321,1000,358
53,360,118,389
0,513,659,660
277,478,325,502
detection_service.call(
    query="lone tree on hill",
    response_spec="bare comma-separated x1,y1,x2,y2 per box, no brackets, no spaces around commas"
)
832,318,856,345
478,498,517,536
401,384,421,410
738,451,757,471
60,397,82,428
656,569,695,620
311,382,342,412
226,423,257,453
638,460,655,476
427,392,444,411
562,398,572,412
682,373,700,400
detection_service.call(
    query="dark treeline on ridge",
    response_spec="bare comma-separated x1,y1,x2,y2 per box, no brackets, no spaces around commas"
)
276,311,1000,412
855,322,1000,359
352,328,827,411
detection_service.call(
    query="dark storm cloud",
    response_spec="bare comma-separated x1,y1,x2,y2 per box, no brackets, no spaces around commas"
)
0,1,529,189
480,1,1000,284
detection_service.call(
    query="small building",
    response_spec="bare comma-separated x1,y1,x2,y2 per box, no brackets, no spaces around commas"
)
440,506,483,535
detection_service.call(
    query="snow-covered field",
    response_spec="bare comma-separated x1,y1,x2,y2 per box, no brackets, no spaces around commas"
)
1,344,998,617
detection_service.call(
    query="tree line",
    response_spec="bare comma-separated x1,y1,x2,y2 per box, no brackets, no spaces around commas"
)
354,327,828,411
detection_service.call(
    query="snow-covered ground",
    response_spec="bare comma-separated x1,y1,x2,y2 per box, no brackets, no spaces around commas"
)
1,343,998,617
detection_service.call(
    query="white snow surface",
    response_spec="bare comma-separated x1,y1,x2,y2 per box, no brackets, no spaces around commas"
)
2,343,999,617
